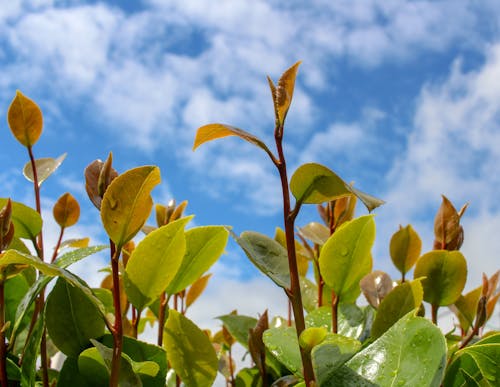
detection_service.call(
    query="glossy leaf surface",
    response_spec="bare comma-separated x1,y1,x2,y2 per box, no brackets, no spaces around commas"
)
335,311,446,386
124,217,190,310
270,61,301,125
414,250,467,306
359,270,393,309
298,222,330,246
263,327,302,376
23,153,66,186
53,192,80,228
101,165,160,247
290,163,384,211
235,231,290,289
45,277,105,356
390,224,421,276
164,310,218,387
319,215,375,302
166,225,228,295
371,280,423,338
7,90,43,147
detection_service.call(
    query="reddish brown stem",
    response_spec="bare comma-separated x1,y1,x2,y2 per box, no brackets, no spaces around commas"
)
109,242,123,387
157,292,167,346
51,227,65,264
228,345,236,387
132,308,141,339
0,281,8,386
332,291,339,334
431,304,439,325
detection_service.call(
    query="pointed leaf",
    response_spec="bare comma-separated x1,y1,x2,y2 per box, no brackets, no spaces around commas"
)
290,163,384,212
53,192,80,228
166,225,228,295
20,313,44,387
319,215,375,303
164,310,218,387
185,273,212,308
101,166,161,247
371,279,424,338
0,250,60,277
235,231,290,289
263,327,302,376
333,311,446,386
124,217,190,310
390,224,422,276
0,198,42,241
451,286,482,332
414,250,467,306
45,277,105,356
193,124,275,160
85,155,119,210
53,245,108,268
23,153,66,186
7,90,43,147
272,61,301,125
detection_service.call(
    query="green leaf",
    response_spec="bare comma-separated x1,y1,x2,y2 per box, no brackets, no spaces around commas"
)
77,347,110,385
53,245,108,268
193,124,275,161
235,231,290,289
164,310,218,387
6,358,21,382
452,286,482,332
23,153,66,186
289,163,384,212
414,250,467,306
263,327,302,376
371,279,424,338
235,367,261,387
0,249,60,277
334,311,446,386
0,198,42,241
166,225,229,295
444,333,500,387
7,90,43,147
101,166,161,247
312,334,361,386
58,357,92,387
4,274,33,339
319,215,375,303
124,217,191,310
45,277,105,357
390,224,422,276
216,314,258,349
20,313,44,387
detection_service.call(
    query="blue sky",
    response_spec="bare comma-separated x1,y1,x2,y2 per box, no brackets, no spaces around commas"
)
1,0,500,334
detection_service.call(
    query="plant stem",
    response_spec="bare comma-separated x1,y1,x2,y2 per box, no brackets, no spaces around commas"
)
132,308,141,339
431,304,439,325
274,127,315,384
157,292,167,346
0,280,8,386
331,290,339,334
50,227,65,264
109,242,123,387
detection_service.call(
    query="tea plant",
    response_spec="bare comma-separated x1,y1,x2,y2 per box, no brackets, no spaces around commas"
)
0,62,497,387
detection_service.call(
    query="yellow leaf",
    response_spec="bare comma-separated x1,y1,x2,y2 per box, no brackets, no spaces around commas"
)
7,90,43,147
53,192,80,228
186,273,212,308
273,61,301,125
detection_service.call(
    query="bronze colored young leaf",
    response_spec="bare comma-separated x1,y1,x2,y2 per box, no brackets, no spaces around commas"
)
185,273,212,308
390,225,422,277
193,124,275,160
414,250,467,306
270,61,301,126
53,192,80,228
433,195,467,250
290,163,384,212
360,270,394,309
7,90,43,147
84,154,119,210
23,153,66,186
298,222,330,246
101,165,160,247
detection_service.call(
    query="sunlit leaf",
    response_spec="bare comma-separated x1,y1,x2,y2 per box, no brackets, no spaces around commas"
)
124,217,190,310
270,61,301,125
0,198,42,241
299,327,327,352
235,231,290,289
164,310,218,387
371,279,424,338
7,90,43,147
0,250,60,277
290,163,384,212
53,192,80,228
166,225,228,295
390,224,422,277
433,195,467,250
101,165,161,247
359,270,393,309
59,237,90,249
263,327,302,376
332,311,446,386
298,222,330,246
193,124,275,160
319,215,375,303
185,273,212,308
45,277,105,356
23,153,66,186
414,250,467,306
